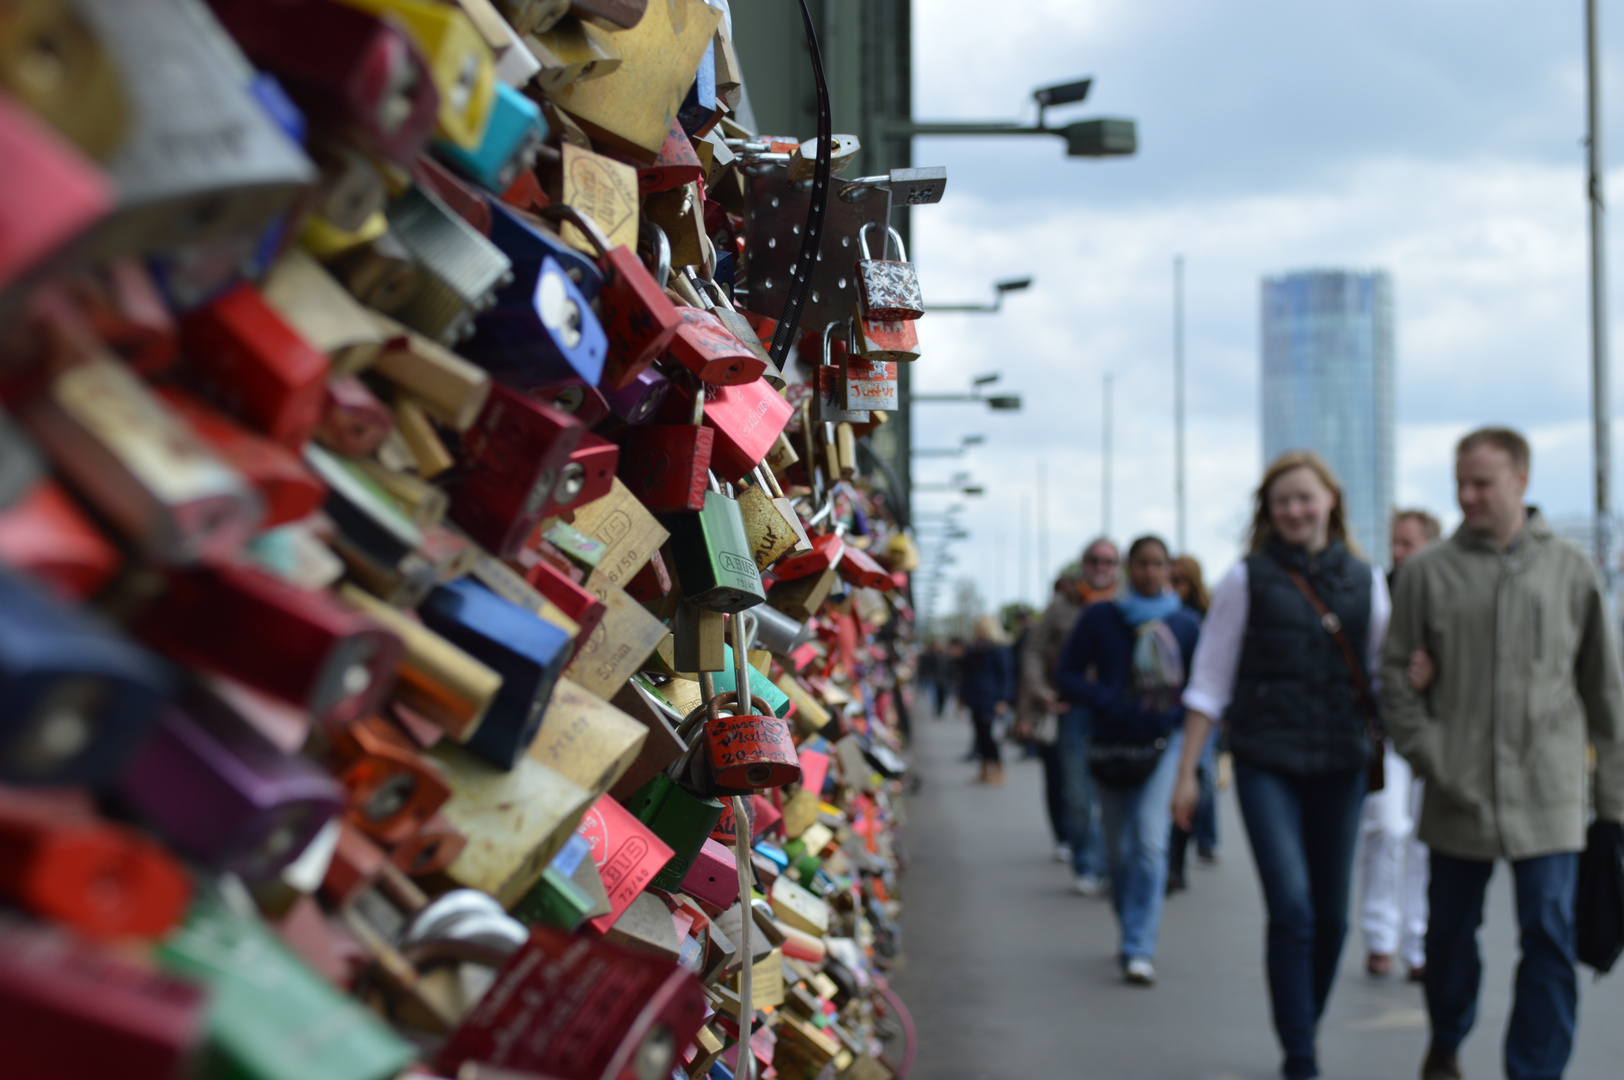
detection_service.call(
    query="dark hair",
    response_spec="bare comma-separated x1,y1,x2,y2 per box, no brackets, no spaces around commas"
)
1392,507,1442,540
1126,534,1169,561
1456,426,1531,472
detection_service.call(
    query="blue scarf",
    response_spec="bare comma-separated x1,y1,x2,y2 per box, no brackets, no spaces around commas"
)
1115,589,1182,628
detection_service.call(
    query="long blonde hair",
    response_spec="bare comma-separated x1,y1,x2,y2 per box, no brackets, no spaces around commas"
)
972,614,1009,646
1246,450,1358,555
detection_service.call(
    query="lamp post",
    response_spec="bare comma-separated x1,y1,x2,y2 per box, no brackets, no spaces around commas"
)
925,277,1034,314
912,434,985,458
913,373,1023,411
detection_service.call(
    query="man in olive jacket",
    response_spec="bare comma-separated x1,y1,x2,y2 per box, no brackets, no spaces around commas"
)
1382,427,1624,1080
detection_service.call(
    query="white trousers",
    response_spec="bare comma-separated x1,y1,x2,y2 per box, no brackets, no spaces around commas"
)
1357,745,1429,967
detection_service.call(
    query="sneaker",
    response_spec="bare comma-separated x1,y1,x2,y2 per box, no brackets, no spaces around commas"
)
1053,842,1073,864
1420,1046,1462,1080
1165,870,1187,895
1073,874,1107,897
1123,957,1156,985
1196,846,1219,864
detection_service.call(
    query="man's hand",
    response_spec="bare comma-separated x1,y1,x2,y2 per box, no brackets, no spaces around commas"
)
1407,648,1436,693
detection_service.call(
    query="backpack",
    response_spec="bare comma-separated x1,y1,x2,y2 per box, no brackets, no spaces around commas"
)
1128,619,1185,713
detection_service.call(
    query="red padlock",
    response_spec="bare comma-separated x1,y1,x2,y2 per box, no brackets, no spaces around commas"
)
836,545,895,592
773,532,845,582
317,374,392,457
699,379,794,483
529,375,610,428
623,549,673,603
638,117,705,194
524,558,607,650
667,306,768,387
0,480,122,600
156,388,327,528
576,794,676,933
616,389,713,513
180,282,331,449
543,205,681,391
705,711,801,792
0,94,112,298
132,560,403,726
67,260,177,376
0,788,192,940
330,715,453,846
851,303,921,364
450,384,586,558
559,431,620,511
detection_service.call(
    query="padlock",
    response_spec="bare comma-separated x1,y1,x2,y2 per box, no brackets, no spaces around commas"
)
627,772,725,893
836,544,896,592
133,560,403,725
335,0,497,150
662,477,766,614
604,364,671,425
571,0,648,30
369,314,493,430
0,920,206,1080
450,383,586,557
303,445,423,588
542,519,609,575
210,0,440,166
687,272,784,388
0,566,169,786
316,374,392,457
623,548,673,603
499,0,572,35
72,0,315,258
258,249,388,376
667,303,769,387
0,788,192,939
838,349,899,413
748,603,811,657
813,319,870,425
854,221,925,321
557,431,619,512
700,379,795,484
321,819,389,907
543,204,681,389
414,146,498,233
639,117,705,193
774,532,845,582
180,282,332,449
384,185,514,344
437,923,707,1080
695,691,800,793
643,181,705,268
419,578,575,768
62,260,177,376
618,385,714,513
0,94,112,302
530,374,610,426
328,228,422,315
680,837,740,909
767,566,839,623
437,81,549,193
116,687,345,882
575,792,675,929
560,573,669,699
673,601,726,673
524,18,622,92
14,332,262,564
524,557,607,649
0,479,121,601
511,830,606,929
0,0,129,162
391,812,468,877
467,251,608,385
329,714,453,846
428,740,595,905
852,301,921,364
569,476,670,588
558,140,641,252
309,141,389,234
156,387,327,529
528,676,648,796
158,884,417,1080
488,202,604,299
712,645,790,720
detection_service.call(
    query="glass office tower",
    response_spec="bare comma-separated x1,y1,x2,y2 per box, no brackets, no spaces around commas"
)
1260,270,1396,567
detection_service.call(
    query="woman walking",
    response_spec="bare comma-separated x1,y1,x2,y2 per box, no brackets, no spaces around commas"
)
1055,536,1200,984
1172,452,1390,1080
961,615,1015,784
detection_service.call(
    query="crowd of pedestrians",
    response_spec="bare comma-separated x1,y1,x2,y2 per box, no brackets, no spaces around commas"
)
915,427,1624,1080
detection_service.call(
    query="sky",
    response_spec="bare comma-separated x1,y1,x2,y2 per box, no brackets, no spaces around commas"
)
902,0,1624,619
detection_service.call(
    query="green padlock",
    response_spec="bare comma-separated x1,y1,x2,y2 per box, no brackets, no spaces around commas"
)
512,833,599,931
157,885,415,1080
627,771,725,891
712,643,790,718
660,485,766,614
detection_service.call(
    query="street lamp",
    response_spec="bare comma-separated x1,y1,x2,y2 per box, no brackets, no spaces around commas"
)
912,434,985,458
914,483,985,495
884,76,1137,159
926,277,1034,314
913,372,1023,412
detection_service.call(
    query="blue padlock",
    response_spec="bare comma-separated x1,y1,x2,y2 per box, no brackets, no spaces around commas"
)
488,203,603,301
0,567,171,786
467,253,608,387
436,83,549,194
417,578,574,769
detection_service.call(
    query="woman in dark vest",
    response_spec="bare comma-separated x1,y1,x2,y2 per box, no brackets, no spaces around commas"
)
1171,451,1390,1080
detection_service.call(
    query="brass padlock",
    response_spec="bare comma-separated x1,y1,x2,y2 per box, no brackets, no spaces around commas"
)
0,0,129,161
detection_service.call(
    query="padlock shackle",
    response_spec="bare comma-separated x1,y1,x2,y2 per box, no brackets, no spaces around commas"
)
821,319,844,366
639,220,672,289
537,204,613,260
858,220,906,263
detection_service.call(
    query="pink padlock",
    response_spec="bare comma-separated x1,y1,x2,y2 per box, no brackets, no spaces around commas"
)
679,837,739,910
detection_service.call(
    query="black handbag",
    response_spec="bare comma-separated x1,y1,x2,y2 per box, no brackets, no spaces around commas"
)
1087,736,1168,788
1577,819,1624,974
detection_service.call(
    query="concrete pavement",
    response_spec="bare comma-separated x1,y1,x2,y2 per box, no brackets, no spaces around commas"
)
888,705,1624,1080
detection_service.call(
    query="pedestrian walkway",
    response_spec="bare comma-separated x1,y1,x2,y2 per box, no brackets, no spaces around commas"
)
890,704,1624,1080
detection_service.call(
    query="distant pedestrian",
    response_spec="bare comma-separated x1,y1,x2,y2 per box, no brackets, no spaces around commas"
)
960,615,1015,785
1167,554,1219,892
1056,536,1199,985
1018,572,1087,864
1056,538,1122,896
1173,451,1390,1080
1383,428,1624,1080
944,637,966,717
1358,508,1440,982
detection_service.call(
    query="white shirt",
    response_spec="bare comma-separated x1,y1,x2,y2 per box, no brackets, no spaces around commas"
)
1182,560,1391,719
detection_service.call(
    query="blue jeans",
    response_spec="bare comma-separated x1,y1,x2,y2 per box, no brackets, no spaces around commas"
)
1097,729,1183,960
1234,762,1367,1080
1425,850,1578,1080
1058,706,1108,879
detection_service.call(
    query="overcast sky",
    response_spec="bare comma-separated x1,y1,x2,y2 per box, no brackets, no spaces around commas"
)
903,0,1624,616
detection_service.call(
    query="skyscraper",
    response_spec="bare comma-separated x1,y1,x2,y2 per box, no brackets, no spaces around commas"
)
1260,270,1396,566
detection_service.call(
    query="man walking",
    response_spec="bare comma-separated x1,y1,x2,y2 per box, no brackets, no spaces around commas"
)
1382,428,1624,1080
